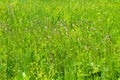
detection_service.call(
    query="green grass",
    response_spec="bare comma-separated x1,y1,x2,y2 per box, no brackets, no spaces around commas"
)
0,0,120,80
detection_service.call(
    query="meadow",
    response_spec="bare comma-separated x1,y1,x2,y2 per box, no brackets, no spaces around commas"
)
0,0,120,80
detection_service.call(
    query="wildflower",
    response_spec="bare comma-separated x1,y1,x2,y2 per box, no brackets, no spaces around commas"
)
90,62,94,67
45,26,48,29
84,45,89,50
22,72,26,78
77,37,80,41
4,27,8,31
65,27,68,31
47,36,51,39
104,35,110,41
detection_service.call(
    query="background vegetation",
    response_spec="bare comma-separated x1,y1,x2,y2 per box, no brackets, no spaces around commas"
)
0,0,120,80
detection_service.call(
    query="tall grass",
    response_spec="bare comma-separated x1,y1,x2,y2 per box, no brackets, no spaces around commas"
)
0,0,120,80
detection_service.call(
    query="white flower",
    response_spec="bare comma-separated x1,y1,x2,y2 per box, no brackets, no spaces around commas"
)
90,62,94,66
45,26,48,29
22,72,26,78
47,36,51,39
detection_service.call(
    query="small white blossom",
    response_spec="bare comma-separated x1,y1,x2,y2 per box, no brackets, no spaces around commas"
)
90,62,94,66
47,36,51,39
22,72,26,78
45,26,48,29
